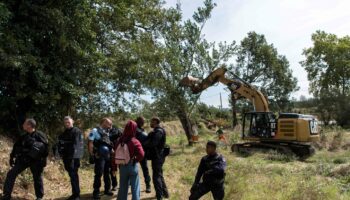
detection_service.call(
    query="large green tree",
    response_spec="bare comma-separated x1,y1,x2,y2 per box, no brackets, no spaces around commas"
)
0,0,167,134
301,31,350,126
229,32,298,126
142,0,236,143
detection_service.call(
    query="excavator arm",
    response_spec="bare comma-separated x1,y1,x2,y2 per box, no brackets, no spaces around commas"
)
180,67,269,112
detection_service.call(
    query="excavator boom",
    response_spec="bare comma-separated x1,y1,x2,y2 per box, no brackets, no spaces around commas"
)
180,67,269,112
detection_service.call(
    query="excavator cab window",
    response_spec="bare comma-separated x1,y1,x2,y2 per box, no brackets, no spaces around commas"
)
243,112,275,139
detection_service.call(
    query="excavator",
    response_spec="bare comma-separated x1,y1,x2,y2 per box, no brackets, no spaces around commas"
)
180,67,319,159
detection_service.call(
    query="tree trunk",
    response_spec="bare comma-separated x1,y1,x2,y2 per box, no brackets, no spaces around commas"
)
177,111,194,146
230,92,238,128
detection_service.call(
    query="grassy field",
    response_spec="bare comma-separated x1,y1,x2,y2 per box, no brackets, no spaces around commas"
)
1,126,350,200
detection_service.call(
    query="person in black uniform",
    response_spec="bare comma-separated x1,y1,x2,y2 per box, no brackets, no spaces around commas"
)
1,118,49,200
189,141,226,200
135,116,151,193
109,125,122,191
88,118,114,200
57,116,84,200
144,117,169,200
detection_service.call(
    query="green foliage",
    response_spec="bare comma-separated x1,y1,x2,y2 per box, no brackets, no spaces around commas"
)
0,0,167,135
301,31,350,126
136,99,178,121
232,32,298,112
194,103,231,121
138,0,236,141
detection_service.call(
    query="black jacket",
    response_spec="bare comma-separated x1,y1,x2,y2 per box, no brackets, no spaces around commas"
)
58,127,84,159
144,127,166,160
194,153,226,185
109,126,122,144
11,130,49,162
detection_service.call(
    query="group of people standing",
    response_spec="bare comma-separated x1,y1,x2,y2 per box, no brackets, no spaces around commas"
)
1,116,227,200
86,116,169,200
0,116,169,200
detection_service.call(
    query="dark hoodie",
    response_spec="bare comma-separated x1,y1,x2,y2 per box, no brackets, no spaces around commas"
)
113,121,144,168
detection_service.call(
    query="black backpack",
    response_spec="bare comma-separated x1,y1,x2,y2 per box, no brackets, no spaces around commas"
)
27,131,49,160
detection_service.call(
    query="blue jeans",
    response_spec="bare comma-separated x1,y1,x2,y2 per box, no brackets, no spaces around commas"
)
117,162,140,200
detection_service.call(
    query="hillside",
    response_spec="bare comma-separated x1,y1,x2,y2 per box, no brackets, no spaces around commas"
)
1,125,350,199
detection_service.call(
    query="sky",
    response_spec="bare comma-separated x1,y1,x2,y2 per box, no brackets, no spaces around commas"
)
163,0,350,108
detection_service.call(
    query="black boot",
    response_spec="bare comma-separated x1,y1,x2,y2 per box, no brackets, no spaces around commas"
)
146,182,151,193
0,195,11,200
104,191,114,196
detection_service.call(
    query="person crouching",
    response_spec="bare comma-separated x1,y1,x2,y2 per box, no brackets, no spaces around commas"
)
189,141,226,200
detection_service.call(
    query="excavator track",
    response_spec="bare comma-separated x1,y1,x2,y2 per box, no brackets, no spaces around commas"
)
231,141,315,160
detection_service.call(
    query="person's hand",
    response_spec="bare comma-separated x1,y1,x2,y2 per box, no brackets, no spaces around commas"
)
41,158,47,167
9,156,15,167
89,155,95,164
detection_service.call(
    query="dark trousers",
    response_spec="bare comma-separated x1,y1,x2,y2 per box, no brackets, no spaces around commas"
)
140,158,151,186
3,159,45,199
110,169,117,188
63,158,81,198
189,183,224,200
151,157,168,199
93,157,111,197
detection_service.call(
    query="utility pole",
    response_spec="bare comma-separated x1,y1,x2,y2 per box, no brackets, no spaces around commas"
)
220,92,223,110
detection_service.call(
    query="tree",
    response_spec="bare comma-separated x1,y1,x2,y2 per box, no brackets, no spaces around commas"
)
0,0,103,133
301,31,350,126
228,32,298,126
141,0,236,144
0,0,167,134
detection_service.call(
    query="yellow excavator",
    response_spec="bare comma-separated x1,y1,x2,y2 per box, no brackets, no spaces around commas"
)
180,67,319,159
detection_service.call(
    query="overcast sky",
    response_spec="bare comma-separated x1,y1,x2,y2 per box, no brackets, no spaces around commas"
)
165,0,350,108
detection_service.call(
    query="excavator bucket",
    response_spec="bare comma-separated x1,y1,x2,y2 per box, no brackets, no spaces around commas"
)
179,76,200,87
180,67,228,94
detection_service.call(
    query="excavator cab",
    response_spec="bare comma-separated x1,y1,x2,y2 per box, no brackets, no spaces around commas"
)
242,112,277,139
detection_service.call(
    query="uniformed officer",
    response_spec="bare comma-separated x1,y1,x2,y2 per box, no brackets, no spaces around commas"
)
88,118,114,200
1,118,49,200
189,141,226,200
144,117,169,200
57,116,84,200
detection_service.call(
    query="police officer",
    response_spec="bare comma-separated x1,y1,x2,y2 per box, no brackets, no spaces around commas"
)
1,118,49,200
88,118,114,200
189,141,226,200
57,116,84,200
135,116,151,193
144,117,169,200
109,125,122,191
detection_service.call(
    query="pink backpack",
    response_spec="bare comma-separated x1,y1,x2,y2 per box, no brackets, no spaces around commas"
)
114,142,130,165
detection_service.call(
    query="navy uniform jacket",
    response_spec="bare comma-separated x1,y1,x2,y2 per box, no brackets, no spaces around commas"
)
58,127,84,159
144,127,166,160
136,127,148,145
194,153,226,185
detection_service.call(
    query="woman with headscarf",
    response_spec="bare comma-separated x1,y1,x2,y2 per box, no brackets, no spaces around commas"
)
113,120,144,200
